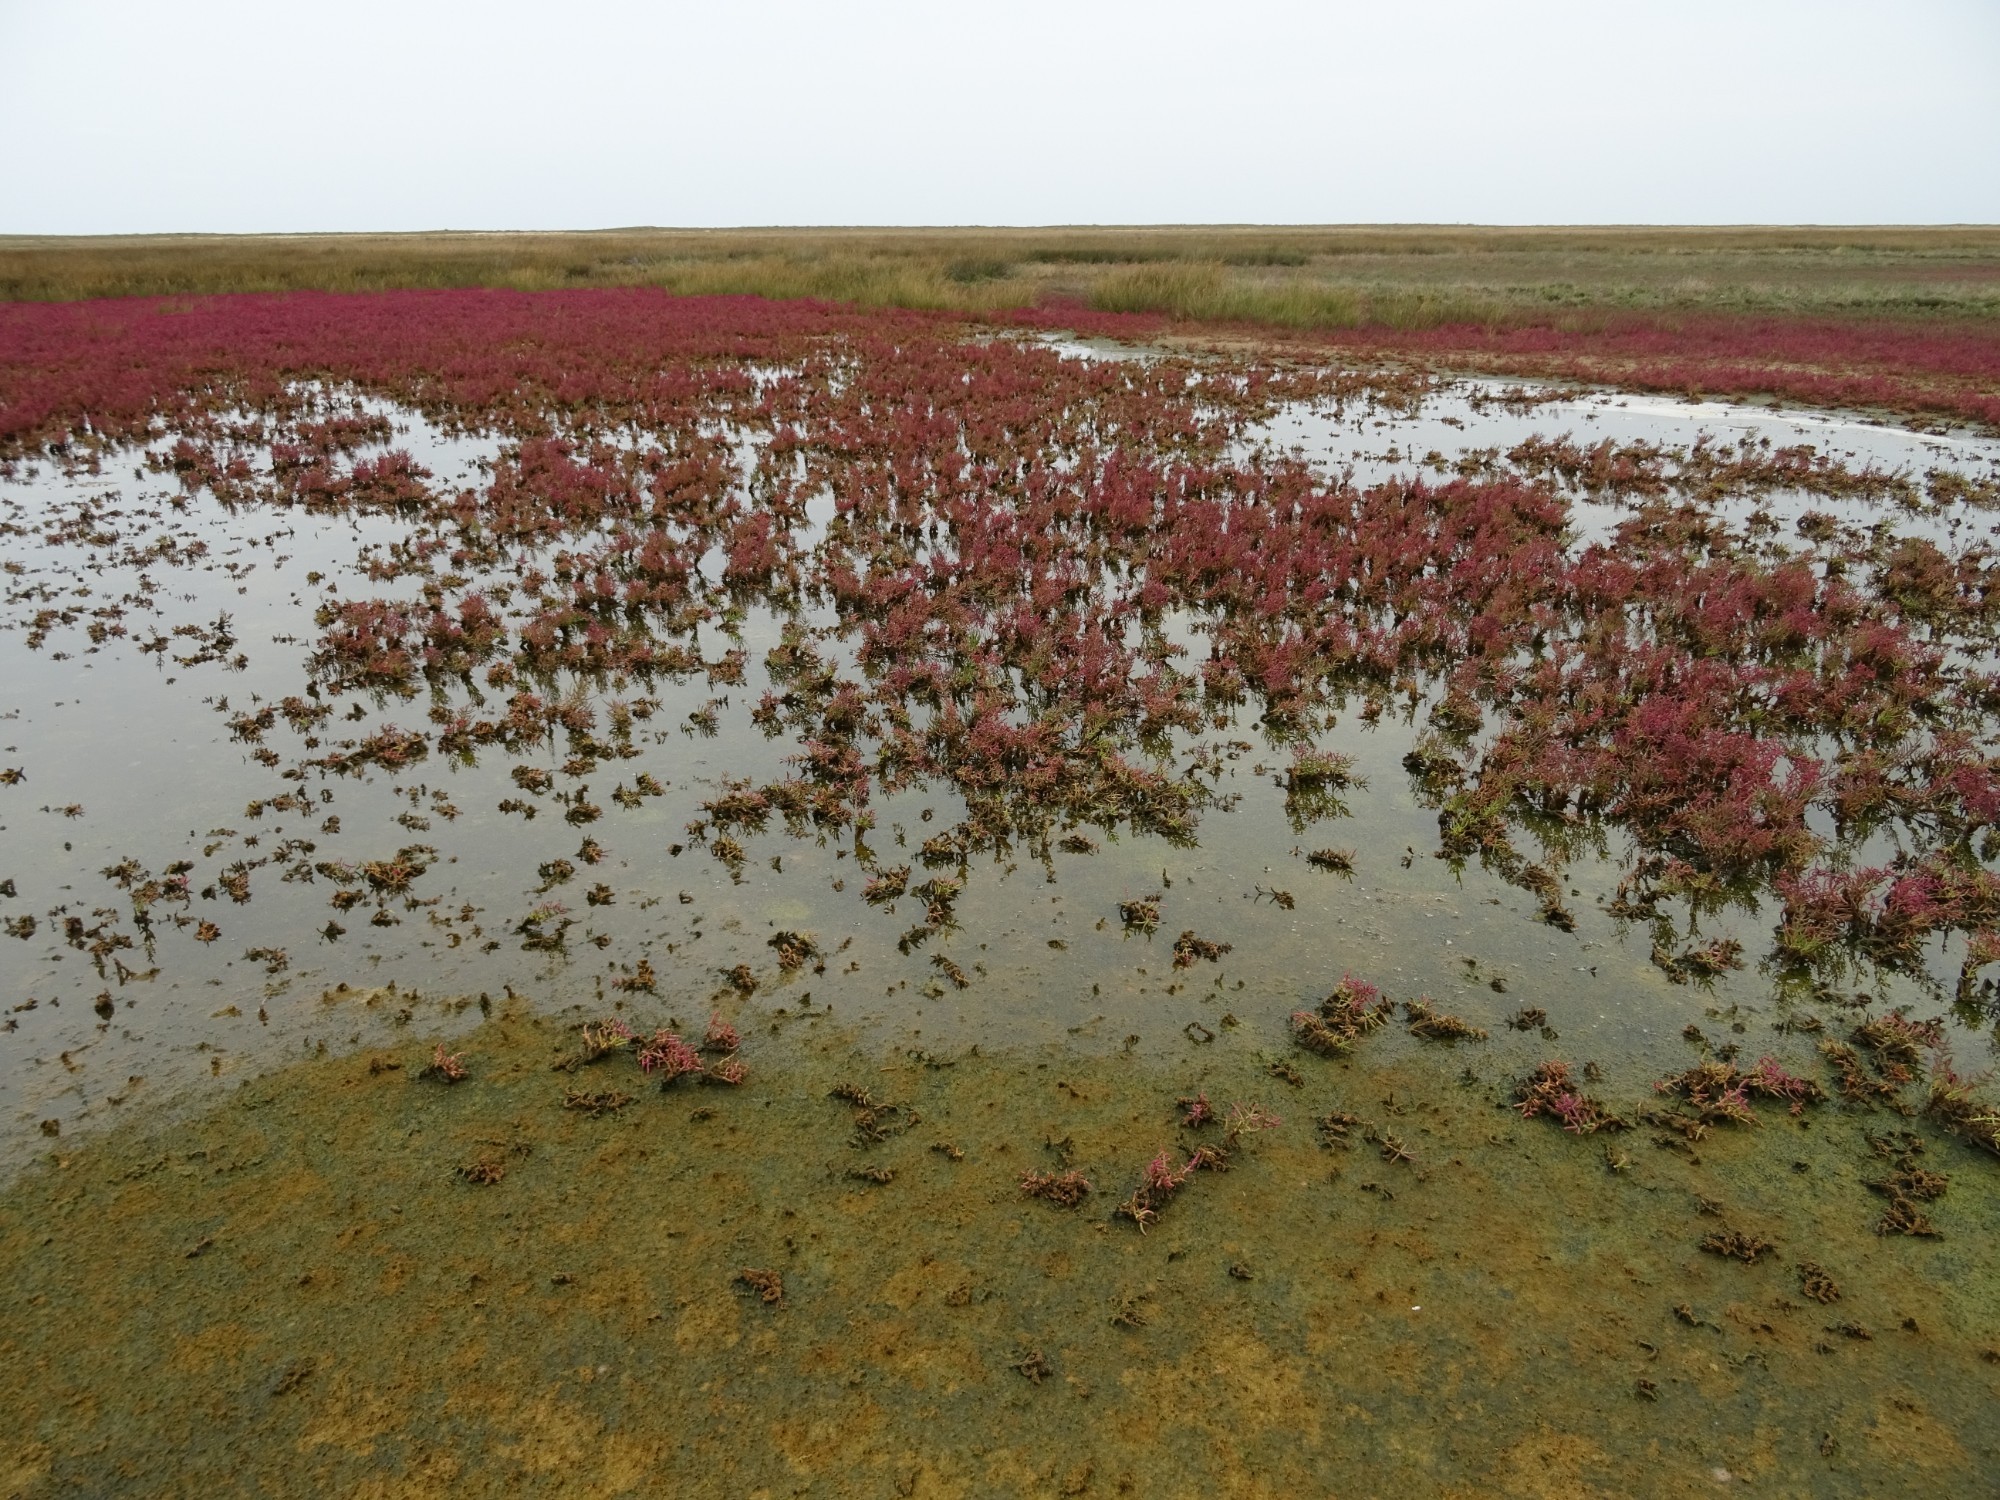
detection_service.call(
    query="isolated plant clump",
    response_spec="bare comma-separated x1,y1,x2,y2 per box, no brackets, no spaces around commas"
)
1514,1061,1624,1135
1114,1100,1281,1234
1291,974,1395,1057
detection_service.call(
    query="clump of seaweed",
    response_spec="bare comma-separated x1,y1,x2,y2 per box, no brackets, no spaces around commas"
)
829,1082,917,1147
1742,1055,1826,1113
1305,848,1355,876
1171,930,1231,969
1010,1347,1053,1384
1286,748,1359,790
862,866,909,905
1019,1169,1091,1208
1283,749,1363,827
1700,1226,1776,1264
768,930,821,972
1868,1131,1948,1236
1819,1039,1902,1106
636,1029,705,1084
1922,1061,2000,1159
1650,1055,1825,1132
1290,974,1394,1057
555,1017,633,1072
1650,937,1745,985
1113,1101,1279,1233
1315,1110,1361,1150
1514,1060,1623,1134
1403,997,1487,1042
705,1055,747,1086
1851,1012,1944,1085
1798,1261,1841,1304
1118,895,1162,933
1109,1288,1153,1329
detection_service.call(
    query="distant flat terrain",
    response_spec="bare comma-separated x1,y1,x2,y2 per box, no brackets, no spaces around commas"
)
4,225,1999,332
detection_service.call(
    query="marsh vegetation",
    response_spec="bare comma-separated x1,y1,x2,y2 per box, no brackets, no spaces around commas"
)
1,282,1998,1493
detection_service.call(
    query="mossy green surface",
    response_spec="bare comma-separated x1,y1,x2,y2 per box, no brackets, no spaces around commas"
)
4,1001,1996,1497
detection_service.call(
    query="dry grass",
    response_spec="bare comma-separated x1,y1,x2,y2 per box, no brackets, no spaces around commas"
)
4,226,2000,331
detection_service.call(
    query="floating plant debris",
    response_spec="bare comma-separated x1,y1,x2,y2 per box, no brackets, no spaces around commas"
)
1118,897,1163,934
1289,975,1396,1058
1514,1061,1624,1135
1170,930,1231,969
1402,997,1487,1042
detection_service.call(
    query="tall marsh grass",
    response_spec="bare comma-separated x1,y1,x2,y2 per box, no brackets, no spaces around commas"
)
3,226,1997,333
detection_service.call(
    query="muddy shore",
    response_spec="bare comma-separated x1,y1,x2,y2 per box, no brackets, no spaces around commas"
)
3,998,1995,1497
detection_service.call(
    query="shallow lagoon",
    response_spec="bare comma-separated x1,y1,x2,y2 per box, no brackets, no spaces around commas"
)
5,367,1997,1150
2,322,1998,1493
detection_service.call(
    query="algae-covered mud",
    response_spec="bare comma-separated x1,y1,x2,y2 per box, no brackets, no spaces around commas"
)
3,1009,1998,1496
2,289,2000,1492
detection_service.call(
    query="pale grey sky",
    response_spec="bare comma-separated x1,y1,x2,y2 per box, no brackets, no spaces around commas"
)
3,0,1996,233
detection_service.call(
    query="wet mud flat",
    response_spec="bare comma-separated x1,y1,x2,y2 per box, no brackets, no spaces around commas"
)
2,287,2000,1493
2,998,1996,1498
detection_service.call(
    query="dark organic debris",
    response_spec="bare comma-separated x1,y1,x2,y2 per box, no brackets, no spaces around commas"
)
736,1268,785,1306
1700,1226,1776,1264
1291,975,1395,1058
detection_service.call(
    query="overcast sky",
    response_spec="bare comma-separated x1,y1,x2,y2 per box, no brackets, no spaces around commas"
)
3,0,1996,233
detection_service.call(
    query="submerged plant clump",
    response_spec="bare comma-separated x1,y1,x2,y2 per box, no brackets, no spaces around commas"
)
1514,1061,1625,1135
1650,1055,1827,1131
1291,975,1396,1058
1019,1169,1092,1208
1402,997,1487,1043
1114,1100,1281,1233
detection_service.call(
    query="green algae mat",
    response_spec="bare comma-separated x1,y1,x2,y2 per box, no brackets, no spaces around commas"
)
4,999,1997,1497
